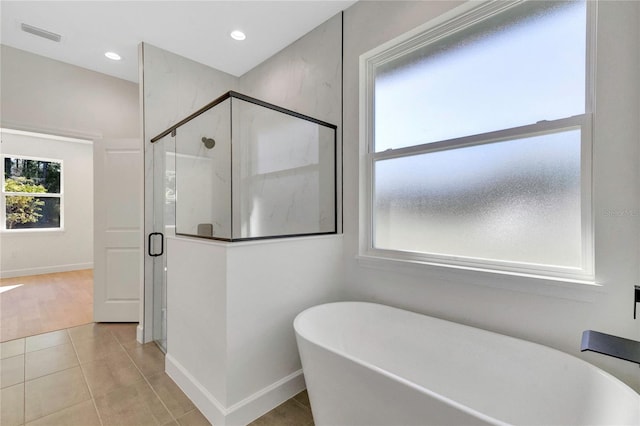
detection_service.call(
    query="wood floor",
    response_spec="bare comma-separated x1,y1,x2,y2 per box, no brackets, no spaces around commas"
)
0,270,93,342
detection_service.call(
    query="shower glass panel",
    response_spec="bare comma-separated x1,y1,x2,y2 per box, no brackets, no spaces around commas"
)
151,132,175,352
232,98,336,239
174,99,232,239
153,91,336,242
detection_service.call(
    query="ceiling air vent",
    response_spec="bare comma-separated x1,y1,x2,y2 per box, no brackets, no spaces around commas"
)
20,23,62,42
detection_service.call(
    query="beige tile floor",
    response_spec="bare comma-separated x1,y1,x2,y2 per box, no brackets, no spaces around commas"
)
0,322,314,426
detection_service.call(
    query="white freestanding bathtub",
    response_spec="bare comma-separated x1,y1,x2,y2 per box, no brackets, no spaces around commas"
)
294,302,640,426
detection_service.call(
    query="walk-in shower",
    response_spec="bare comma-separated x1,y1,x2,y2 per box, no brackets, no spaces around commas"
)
151,91,337,242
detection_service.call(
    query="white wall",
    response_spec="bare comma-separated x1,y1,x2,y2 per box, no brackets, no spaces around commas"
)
0,131,93,277
224,237,344,407
165,238,228,406
342,0,640,392
165,235,344,426
1,45,139,139
0,45,139,278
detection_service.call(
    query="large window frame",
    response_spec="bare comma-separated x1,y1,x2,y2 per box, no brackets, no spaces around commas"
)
360,0,596,283
1,154,64,232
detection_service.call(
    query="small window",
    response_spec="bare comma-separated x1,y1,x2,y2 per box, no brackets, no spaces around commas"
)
2,156,63,230
362,0,593,280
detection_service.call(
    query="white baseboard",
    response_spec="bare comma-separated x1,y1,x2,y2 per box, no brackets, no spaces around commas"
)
136,324,144,344
0,262,93,278
165,353,306,426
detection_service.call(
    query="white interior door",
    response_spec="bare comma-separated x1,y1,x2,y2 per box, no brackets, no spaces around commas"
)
94,138,142,322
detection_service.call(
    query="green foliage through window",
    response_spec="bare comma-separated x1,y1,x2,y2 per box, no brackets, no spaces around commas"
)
4,157,61,193
3,157,62,230
5,178,46,229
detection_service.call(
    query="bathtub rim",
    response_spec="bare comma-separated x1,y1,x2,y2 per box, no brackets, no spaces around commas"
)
294,301,640,424
295,301,510,426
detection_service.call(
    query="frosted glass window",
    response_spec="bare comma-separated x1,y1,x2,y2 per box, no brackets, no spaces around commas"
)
374,130,582,267
374,0,586,151
364,0,593,278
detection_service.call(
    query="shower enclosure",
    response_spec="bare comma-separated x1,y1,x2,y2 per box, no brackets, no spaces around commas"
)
152,91,337,241
149,91,337,350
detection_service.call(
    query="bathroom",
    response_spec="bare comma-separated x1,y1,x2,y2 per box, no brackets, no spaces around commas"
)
139,0,640,424
2,0,636,425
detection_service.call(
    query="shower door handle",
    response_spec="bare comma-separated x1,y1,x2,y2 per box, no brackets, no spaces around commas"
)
148,232,164,257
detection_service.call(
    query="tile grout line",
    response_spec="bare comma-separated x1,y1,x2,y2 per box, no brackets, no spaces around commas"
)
15,330,87,424
23,337,72,355
22,337,26,426
13,329,95,425
0,320,94,345
67,327,105,426
291,396,315,425
115,329,181,425
8,324,185,426
21,339,82,384
290,397,311,411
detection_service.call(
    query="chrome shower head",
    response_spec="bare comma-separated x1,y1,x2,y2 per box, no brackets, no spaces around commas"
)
202,137,216,149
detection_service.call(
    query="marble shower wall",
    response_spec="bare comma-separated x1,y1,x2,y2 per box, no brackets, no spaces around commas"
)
142,43,237,140
231,99,335,238
238,14,342,125
237,13,342,237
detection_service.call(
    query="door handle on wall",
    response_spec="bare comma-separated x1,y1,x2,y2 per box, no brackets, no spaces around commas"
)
148,232,164,257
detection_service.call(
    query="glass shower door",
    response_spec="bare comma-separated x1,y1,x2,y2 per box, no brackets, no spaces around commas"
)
151,133,175,352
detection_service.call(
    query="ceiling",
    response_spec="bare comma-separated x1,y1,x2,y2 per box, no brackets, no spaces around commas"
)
0,1,356,83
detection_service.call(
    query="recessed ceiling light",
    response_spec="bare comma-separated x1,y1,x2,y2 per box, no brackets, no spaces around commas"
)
105,51,121,61
230,30,246,41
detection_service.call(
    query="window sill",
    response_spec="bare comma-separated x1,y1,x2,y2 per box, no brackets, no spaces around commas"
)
356,254,603,303
1,228,65,235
